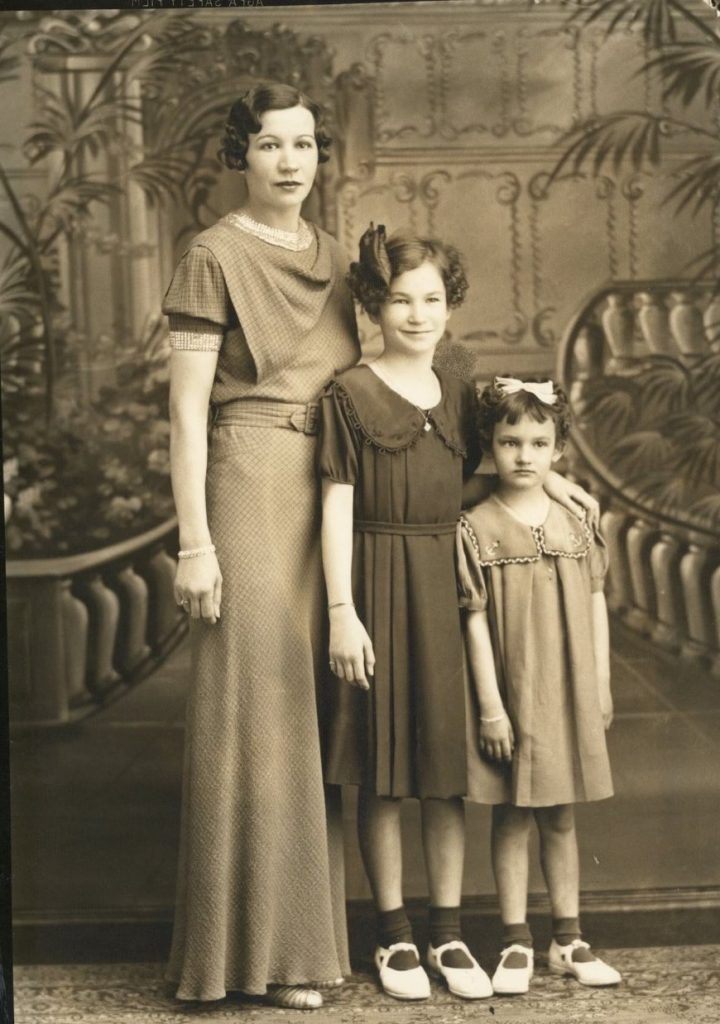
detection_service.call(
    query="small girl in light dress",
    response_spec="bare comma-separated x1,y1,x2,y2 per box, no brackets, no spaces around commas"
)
456,377,622,995
318,229,599,1004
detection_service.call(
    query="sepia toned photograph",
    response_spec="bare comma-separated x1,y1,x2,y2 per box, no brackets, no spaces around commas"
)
1,1,719,1021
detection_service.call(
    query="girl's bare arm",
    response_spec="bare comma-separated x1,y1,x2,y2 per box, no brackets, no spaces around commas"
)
592,591,613,728
321,479,375,689
465,608,514,762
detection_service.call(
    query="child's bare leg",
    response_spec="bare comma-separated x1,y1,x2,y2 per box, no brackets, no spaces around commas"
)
421,798,492,997
492,804,533,926
537,804,622,985
490,804,534,994
358,788,403,911
534,804,579,920
421,797,465,906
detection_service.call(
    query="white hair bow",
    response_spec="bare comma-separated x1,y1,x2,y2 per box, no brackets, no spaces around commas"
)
495,376,557,405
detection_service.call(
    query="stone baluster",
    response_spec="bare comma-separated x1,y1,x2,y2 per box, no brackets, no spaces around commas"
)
679,537,716,662
624,518,658,636
600,508,634,613
637,291,674,356
114,564,151,674
668,291,706,364
59,580,90,708
702,292,720,353
649,531,686,652
143,546,185,652
601,293,636,374
711,564,720,679
79,573,121,695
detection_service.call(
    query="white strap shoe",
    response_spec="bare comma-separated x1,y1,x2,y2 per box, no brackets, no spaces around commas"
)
492,943,534,995
548,938,622,986
427,939,493,999
375,942,431,1000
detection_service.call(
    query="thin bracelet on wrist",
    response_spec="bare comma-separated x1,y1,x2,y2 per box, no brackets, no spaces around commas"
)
178,543,216,560
480,712,506,724
328,601,354,610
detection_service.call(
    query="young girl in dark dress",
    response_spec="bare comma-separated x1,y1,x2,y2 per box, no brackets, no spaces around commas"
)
317,226,598,1002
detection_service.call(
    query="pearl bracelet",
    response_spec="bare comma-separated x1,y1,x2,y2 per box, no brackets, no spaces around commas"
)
480,713,506,724
178,544,216,560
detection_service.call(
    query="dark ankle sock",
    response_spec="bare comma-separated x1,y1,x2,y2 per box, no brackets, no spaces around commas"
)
553,918,595,963
377,907,417,970
552,916,581,946
429,906,472,968
502,921,533,950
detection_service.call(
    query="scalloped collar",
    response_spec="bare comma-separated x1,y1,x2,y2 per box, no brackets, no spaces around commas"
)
330,364,469,455
460,495,592,565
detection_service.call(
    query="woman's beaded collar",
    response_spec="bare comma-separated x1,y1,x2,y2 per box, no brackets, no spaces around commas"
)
226,210,314,252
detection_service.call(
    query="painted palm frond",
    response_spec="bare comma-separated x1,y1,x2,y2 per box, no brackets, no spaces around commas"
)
126,151,196,207
549,112,670,183
689,353,720,413
610,429,678,475
680,433,720,488
628,470,695,515
665,153,720,217
644,44,720,107
576,381,641,449
24,86,139,164
0,249,40,321
0,313,44,398
568,0,677,47
39,177,121,237
687,493,720,527
0,34,20,85
660,411,718,444
635,359,692,422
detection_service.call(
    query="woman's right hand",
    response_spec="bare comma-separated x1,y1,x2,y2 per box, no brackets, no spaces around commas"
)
175,552,223,624
328,605,375,690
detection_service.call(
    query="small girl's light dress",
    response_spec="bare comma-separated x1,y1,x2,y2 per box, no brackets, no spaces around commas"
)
456,495,613,807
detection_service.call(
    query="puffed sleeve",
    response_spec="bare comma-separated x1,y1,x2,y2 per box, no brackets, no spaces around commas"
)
455,515,489,611
317,383,360,485
588,526,609,594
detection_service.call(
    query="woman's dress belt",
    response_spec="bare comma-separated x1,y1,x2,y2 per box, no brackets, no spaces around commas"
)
213,399,319,434
354,521,458,536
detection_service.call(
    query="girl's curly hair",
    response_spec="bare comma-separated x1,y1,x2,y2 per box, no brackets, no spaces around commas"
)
476,377,572,452
218,83,332,171
347,223,468,316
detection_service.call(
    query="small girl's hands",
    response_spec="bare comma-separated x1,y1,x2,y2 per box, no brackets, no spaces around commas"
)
175,552,222,624
479,713,514,762
329,605,375,690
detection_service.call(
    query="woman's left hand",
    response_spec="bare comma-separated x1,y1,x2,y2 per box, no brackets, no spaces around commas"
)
545,471,600,529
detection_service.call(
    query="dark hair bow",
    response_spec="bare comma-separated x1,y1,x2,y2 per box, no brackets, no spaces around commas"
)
358,222,391,286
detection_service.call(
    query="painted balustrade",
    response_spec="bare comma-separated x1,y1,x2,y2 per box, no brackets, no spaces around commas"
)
559,280,720,677
6,520,186,724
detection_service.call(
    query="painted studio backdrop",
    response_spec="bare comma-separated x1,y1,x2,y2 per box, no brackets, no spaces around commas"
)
2,0,719,970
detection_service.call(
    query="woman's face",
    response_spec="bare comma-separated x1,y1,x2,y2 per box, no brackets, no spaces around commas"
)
243,105,319,217
372,261,450,359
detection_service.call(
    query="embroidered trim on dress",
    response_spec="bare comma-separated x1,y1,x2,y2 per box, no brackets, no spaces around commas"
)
169,330,222,352
331,380,468,457
459,513,592,567
226,211,314,252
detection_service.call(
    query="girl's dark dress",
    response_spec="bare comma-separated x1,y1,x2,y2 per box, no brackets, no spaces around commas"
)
318,364,480,799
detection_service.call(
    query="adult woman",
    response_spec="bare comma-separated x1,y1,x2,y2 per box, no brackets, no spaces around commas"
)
163,84,359,1008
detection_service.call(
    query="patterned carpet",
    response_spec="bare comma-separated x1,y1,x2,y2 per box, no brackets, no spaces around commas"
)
13,946,720,1024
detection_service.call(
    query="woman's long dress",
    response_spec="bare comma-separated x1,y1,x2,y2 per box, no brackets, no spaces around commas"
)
163,215,359,1000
